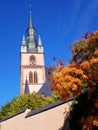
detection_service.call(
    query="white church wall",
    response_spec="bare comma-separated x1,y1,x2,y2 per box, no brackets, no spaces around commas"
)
0,101,72,130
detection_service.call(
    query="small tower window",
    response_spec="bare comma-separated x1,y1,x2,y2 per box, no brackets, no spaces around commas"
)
30,56,35,66
29,71,33,83
34,71,38,83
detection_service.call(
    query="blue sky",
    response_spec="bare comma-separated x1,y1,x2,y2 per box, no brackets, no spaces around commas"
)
0,0,98,106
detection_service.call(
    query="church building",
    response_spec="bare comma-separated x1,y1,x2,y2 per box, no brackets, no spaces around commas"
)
0,10,72,130
20,11,47,95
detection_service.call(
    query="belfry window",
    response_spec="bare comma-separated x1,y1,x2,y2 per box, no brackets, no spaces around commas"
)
34,71,38,83
29,71,33,83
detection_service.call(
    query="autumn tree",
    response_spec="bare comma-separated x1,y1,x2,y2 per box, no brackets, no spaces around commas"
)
49,30,98,130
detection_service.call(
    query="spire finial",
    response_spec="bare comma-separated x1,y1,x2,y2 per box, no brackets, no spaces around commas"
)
22,34,26,45
38,35,42,45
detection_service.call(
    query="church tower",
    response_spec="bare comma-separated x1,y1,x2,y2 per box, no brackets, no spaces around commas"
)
20,11,46,94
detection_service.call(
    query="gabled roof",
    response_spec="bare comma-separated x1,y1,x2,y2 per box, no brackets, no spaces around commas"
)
26,97,73,118
0,97,74,122
0,108,27,122
38,68,52,96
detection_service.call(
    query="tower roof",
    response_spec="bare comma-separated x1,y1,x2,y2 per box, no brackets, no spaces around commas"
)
29,10,33,28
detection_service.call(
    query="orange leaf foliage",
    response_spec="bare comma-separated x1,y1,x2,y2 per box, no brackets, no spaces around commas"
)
49,30,98,129
49,64,88,100
82,116,98,130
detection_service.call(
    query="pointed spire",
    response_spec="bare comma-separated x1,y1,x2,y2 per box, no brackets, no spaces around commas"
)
22,35,26,45
29,10,33,28
24,76,30,94
38,35,42,45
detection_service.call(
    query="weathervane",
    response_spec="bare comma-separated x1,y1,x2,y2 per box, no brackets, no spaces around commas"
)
29,1,32,11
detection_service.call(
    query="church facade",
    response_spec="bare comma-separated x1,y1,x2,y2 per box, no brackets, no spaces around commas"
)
20,11,46,94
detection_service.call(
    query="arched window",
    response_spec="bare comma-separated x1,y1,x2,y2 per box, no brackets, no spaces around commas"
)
29,71,33,83
34,71,37,83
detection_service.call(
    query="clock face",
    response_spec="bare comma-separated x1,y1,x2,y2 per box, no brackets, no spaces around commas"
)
30,56,35,65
